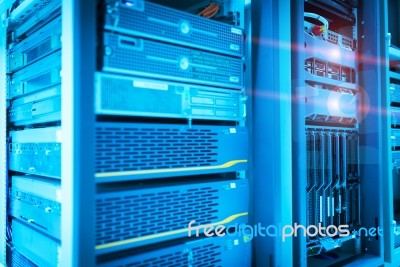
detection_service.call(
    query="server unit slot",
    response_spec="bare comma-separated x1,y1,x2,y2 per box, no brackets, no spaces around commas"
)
392,108,400,127
9,85,61,125
95,72,245,121
101,32,244,90
305,86,358,126
305,58,357,91
8,51,61,99
103,0,244,57
9,175,61,240
7,0,61,39
304,20,357,51
390,83,400,105
390,129,400,150
9,127,62,178
95,179,248,253
12,219,60,267
393,151,400,170
7,17,62,73
95,122,248,182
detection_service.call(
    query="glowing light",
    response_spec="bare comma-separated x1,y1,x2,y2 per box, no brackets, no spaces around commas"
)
330,48,341,60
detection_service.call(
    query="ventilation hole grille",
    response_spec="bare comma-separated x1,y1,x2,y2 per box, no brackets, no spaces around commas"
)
105,1,243,57
96,185,220,245
95,125,220,173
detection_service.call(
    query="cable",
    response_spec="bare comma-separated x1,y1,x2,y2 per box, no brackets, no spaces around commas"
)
198,3,220,18
304,12,329,30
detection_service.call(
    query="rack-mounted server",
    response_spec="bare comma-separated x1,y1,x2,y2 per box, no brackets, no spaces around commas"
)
9,175,61,239
96,72,246,121
96,179,249,254
7,16,62,73
101,32,244,90
8,88,61,126
103,0,244,57
12,219,60,267
9,127,61,178
95,122,248,182
7,50,61,100
302,2,361,260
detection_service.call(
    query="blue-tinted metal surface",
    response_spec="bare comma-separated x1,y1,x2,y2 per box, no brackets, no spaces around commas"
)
0,1,8,264
9,127,62,179
61,0,96,265
95,179,249,254
9,85,61,125
98,235,251,267
357,0,384,263
95,72,245,121
95,122,248,182
305,86,358,125
252,0,293,266
9,175,61,240
7,16,62,72
12,219,60,267
8,50,61,99
6,245,36,267
101,32,244,89
104,0,244,57
304,31,357,68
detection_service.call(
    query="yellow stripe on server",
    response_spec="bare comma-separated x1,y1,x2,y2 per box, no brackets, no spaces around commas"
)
95,212,248,250
95,159,248,178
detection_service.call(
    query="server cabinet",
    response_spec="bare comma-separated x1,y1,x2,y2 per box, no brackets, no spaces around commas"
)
292,0,385,266
0,0,251,266
383,0,400,265
0,0,96,266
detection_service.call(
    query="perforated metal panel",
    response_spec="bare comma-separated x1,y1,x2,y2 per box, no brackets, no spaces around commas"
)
96,72,244,121
95,179,248,253
102,32,244,89
104,0,244,57
95,123,248,182
98,235,251,267
7,246,37,267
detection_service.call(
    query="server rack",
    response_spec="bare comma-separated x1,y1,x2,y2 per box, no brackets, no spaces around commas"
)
292,0,385,266
383,0,400,265
95,0,250,265
0,0,251,266
0,0,96,266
